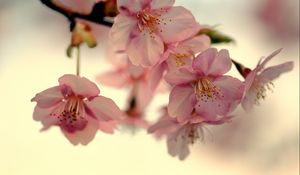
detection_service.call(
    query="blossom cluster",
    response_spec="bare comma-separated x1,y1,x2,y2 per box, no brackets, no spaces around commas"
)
32,0,293,160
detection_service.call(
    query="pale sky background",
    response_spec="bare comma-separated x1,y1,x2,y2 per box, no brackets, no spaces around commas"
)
0,0,299,175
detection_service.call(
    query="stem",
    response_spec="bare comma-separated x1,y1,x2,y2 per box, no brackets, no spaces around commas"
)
76,46,81,76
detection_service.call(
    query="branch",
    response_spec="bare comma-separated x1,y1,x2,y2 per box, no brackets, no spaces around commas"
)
40,0,115,30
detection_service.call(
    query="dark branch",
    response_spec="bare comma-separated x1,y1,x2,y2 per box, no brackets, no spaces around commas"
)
40,0,114,30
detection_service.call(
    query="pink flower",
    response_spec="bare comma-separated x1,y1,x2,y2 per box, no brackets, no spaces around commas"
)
148,107,232,160
31,74,122,145
110,0,200,67
119,97,150,130
164,34,210,71
165,48,244,121
97,57,165,109
241,49,294,111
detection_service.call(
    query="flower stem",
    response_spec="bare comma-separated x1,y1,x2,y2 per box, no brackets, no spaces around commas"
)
76,46,81,76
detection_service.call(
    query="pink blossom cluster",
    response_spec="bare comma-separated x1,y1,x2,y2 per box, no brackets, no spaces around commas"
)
32,0,294,160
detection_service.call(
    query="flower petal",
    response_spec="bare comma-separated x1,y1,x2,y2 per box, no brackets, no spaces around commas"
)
59,74,100,98
109,15,137,51
168,85,196,118
158,6,200,43
167,128,190,160
98,120,117,134
164,67,196,85
127,32,164,67
150,0,175,9
33,105,60,131
61,116,99,145
148,62,167,91
85,96,122,121
192,48,232,76
177,34,211,55
96,70,129,88
31,86,64,108
135,81,153,110
241,87,257,111
117,0,148,15
259,61,294,83
258,48,282,70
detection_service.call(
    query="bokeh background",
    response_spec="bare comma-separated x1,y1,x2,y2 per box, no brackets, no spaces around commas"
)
0,0,299,175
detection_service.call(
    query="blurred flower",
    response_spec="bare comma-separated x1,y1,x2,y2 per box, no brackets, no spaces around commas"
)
149,107,232,160
52,0,103,15
258,0,299,40
165,48,244,121
97,57,165,110
31,74,122,145
241,49,294,111
109,0,200,67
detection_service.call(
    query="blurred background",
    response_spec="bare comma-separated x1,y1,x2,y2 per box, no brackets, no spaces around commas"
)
0,0,298,175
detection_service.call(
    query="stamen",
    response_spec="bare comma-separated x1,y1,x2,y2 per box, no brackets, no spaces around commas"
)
50,96,86,132
173,53,189,67
136,8,168,36
253,80,274,104
193,77,223,103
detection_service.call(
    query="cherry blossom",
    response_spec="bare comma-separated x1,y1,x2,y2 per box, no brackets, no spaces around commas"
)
97,56,165,110
241,49,294,111
165,34,210,71
109,0,200,67
148,107,232,160
165,48,244,121
31,74,122,145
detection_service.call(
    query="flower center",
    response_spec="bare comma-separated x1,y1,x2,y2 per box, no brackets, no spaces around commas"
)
181,124,204,144
137,10,161,34
173,53,190,67
253,80,274,104
193,77,223,102
50,96,87,132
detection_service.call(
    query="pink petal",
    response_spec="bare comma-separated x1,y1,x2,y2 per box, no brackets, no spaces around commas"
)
244,70,258,93
258,48,282,70
96,70,129,88
33,105,60,131
195,76,244,119
98,120,117,134
61,116,99,145
85,96,122,121
158,6,200,43
164,67,196,85
109,15,137,51
117,0,148,15
148,117,177,134
168,85,196,119
177,34,211,55
127,32,164,67
128,61,145,78
241,87,257,111
192,48,232,76
59,74,100,98
135,81,153,110
259,61,294,83
148,62,167,91
150,0,175,9
31,86,64,108
167,128,190,160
